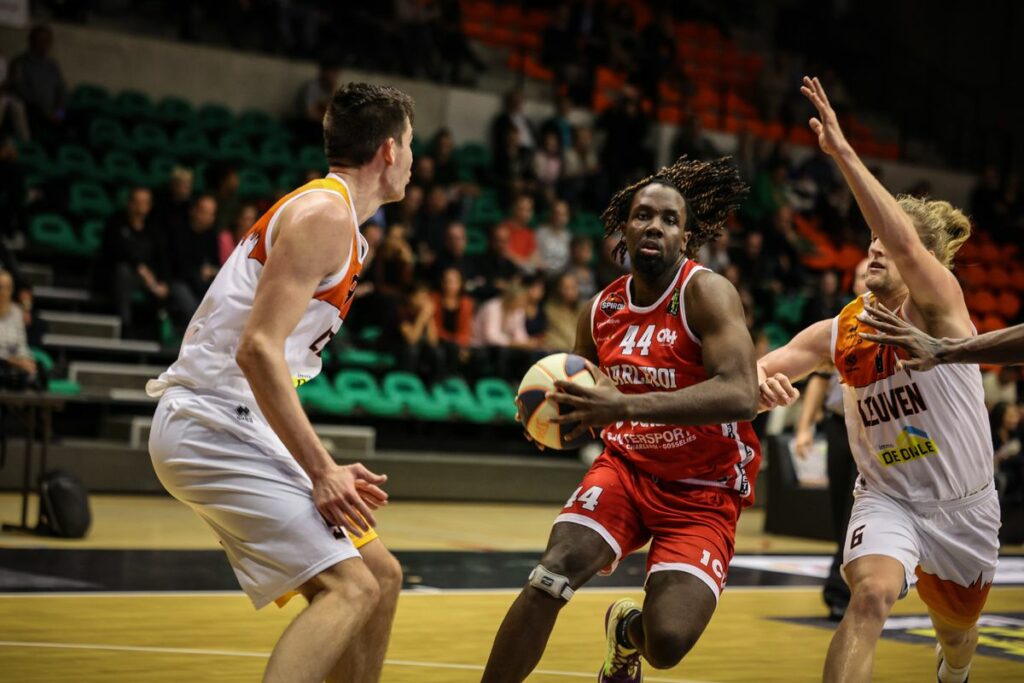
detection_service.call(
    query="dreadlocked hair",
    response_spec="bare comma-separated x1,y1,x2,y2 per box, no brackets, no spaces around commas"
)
601,156,748,262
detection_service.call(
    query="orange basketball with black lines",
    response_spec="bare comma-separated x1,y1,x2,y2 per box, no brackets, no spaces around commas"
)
517,353,598,450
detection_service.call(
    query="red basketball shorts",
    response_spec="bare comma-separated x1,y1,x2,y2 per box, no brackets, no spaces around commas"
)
554,451,741,600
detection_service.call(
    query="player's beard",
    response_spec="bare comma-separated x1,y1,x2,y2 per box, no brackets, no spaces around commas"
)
634,251,670,278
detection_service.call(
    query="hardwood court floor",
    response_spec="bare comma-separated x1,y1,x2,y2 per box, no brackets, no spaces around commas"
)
2,495,1023,681
1,588,1022,682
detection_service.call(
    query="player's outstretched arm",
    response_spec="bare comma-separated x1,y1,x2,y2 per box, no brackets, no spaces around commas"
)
859,300,1024,368
756,318,834,412
801,76,970,338
236,194,387,535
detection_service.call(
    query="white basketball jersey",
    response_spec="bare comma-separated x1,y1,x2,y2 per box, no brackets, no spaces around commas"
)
146,174,366,405
832,294,993,503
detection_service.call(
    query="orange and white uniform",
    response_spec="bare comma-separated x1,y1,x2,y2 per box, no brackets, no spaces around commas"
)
147,174,376,610
833,293,999,628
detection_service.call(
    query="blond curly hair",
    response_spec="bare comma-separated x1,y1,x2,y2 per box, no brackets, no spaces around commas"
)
895,195,972,269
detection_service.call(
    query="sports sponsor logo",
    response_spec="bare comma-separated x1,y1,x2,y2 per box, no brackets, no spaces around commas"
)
234,405,254,423
604,426,697,450
667,288,680,316
656,328,677,345
875,425,940,467
606,364,677,389
600,293,625,314
856,381,928,427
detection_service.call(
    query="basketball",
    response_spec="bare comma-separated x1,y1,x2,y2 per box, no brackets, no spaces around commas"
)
517,353,598,450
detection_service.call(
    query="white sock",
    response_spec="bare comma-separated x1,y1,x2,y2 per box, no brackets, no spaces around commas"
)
937,658,970,683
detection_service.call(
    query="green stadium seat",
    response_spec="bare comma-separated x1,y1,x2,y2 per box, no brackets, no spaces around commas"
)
275,169,299,191
238,167,273,199
432,377,490,422
145,155,178,187
333,369,401,417
28,213,80,253
236,109,275,136
29,347,55,373
89,117,130,150
131,122,171,153
69,181,114,218
112,90,155,120
15,140,51,175
455,142,491,170
80,219,106,255
382,371,451,420
47,378,81,395
155,96,194,125
475,377,517,422
258,139,293,169
102,150,144,185
335,346,395,369
171,127,211,160
294,145,327,173
570,211,604,238
217,131,257,164
297,374,352,415
56,144,101,180
67,84,111,115
465,228,487,255
197,103,233,131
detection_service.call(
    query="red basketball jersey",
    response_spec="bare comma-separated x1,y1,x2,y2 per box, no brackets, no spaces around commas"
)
590,259,761,505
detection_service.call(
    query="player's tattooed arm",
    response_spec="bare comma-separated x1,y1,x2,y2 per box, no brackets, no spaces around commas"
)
860,301,1024,368
801,75,970,339
756,318,834,412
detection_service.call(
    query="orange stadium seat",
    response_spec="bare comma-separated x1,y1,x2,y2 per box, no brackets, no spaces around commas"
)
967,289,998,315
1010,268,1024,292
957,239,981,263
988,266,1010,289
979,314,1007,334
978,241,1002,265
958,264,988,290
996,291,1021,320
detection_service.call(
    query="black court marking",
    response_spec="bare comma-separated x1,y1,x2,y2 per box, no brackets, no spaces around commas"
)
773,613,1024,662
0,549,822,594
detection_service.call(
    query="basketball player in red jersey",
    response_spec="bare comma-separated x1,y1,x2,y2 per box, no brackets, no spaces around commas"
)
482,158,759,683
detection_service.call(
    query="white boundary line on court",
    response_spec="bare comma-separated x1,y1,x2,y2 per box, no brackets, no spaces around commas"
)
0,585,826,599
0,640,711,683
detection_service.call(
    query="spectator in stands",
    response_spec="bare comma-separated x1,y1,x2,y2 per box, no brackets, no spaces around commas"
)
991,402,1023,503
545,271,582,352
220,203,258,264
204,162,240,233
498,194,538,271
430,128,461,187
562,125,601,211
8,25,65,136
436,0,485,84
533,130,563,208
427,221,470,287
0,137,26,243
596,85,652,191
568,235,597,299
296,61,338,136
411,156,437,193
385,183,424,228
0,240,39,345
983,367,1019,410
743,158,790,228
492,126,535,208
535,199,572,278
698,230,731,274
468,223,520,302
672,117,720,162
540,94,574,152
523,274,548,346
372,222,416,296
0,269,37,389
0,58,31,141
413,185,454,264
168,194,219,326
395,0,442,80
152,166,194,237
472,283,533,380
432,265,474,375
95,187,169,336
394,281,444,381
802,269,845,327
490,89,536,158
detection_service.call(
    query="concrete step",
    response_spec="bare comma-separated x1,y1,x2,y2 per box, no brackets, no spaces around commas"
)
39,311,122,339
69,360,164,392
43,333,162,355
113,415,376,455
18,262,54,287
34,285,96,307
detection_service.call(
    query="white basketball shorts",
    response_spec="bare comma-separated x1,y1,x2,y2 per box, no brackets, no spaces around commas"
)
149,386,362,609
842,481,999,627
